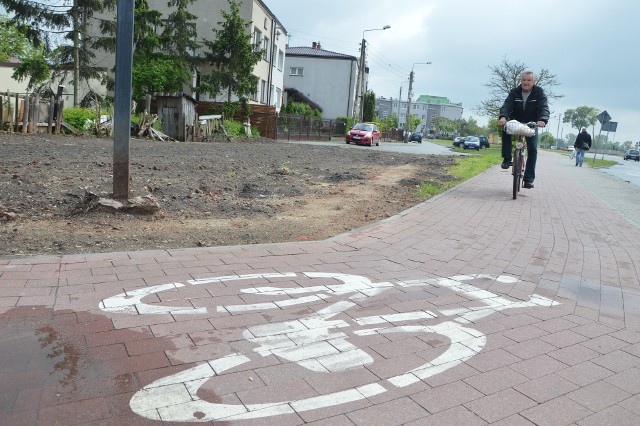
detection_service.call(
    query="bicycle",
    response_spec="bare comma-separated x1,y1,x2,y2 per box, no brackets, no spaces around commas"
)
504,120,536,199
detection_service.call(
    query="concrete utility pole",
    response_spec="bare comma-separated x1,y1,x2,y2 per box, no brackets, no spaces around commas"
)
354,25,390,122
404,62,431,142
353,38,366,122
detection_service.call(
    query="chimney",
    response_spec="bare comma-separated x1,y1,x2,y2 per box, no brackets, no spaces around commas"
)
317,42,321,49
312,42,317,49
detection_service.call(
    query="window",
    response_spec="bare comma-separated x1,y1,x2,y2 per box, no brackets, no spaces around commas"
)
270,84,275,105
277,50,284,70
253,28,263,52
275,88,282,108
264,17,268,29
263,36,270,61
260,80,266,104
290,67,304,76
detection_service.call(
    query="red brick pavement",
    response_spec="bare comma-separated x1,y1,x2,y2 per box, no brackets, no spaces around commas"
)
2,150,640,425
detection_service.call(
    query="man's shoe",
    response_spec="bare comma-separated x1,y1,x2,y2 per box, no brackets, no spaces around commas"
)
501,159,511,169
523,181,534,189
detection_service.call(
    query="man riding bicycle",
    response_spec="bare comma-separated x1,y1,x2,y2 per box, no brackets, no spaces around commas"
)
498,70,550,189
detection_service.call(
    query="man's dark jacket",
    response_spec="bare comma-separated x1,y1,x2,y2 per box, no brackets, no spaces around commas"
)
574,131,592,150
499,85,550,124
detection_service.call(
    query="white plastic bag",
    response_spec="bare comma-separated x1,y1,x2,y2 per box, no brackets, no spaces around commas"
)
505,120,535,137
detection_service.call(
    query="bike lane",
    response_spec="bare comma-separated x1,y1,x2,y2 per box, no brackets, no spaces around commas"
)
1,150,640,425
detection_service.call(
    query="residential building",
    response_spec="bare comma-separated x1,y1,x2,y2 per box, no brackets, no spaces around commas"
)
376,94,463,133
87,0,287,111
284,42,358,120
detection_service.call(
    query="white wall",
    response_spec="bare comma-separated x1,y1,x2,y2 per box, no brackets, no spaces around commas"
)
284,55,357,119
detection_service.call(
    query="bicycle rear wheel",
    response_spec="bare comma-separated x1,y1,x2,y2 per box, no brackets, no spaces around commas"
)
512,149,522,199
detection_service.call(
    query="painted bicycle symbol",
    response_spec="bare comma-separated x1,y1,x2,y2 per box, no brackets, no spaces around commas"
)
99,272,559,422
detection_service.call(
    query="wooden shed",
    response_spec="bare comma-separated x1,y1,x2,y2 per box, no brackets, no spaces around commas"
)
154,92,198,141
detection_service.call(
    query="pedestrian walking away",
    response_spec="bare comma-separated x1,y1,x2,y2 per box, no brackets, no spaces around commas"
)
497,69,549,189
574,126,592,167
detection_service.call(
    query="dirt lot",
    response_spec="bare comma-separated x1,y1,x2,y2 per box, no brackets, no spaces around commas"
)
0,132,458,257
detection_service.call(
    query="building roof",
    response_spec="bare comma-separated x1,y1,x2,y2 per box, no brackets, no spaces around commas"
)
415,95,451,104
286,44,356,60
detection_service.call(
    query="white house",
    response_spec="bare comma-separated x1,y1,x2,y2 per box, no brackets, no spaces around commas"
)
284,42,357,120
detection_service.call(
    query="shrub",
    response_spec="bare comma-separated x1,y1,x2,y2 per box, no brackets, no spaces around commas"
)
63,107,97,131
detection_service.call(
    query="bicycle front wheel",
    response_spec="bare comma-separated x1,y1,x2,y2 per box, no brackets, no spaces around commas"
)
512,149,522,199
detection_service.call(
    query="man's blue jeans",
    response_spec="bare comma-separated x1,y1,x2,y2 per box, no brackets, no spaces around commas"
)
576,148,586,166
501,129,539,183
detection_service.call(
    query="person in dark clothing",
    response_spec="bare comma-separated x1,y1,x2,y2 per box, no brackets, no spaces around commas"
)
498,70,550,189
573,127,592,167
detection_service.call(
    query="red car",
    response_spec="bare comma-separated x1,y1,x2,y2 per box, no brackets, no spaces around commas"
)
346,123,381,146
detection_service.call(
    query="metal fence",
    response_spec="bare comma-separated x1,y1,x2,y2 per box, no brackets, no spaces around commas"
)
275,115,407,142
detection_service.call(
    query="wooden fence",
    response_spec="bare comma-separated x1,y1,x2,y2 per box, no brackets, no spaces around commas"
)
1,92,66,134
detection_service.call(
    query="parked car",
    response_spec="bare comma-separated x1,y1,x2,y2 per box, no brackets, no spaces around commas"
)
463,136,481,150
346,123,381,146
409,132,423,143
624,149,640,161
477,135,490,149
453,136,465,148
426,134,436,139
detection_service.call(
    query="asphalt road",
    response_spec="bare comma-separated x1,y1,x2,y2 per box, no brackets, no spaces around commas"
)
568,150,640,187
285,140,640,188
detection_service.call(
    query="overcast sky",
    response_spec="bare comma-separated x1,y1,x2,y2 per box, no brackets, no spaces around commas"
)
267,0,639,143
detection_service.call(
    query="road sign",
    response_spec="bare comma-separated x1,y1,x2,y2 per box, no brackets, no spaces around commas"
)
601,121,617,132
597,110,611,125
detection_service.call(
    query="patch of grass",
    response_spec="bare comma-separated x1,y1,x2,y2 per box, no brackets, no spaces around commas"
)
417,147,501,198
585,157,618,168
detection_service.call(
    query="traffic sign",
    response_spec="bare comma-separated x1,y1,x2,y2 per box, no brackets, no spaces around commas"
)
601,121,617,132
597,110,611,124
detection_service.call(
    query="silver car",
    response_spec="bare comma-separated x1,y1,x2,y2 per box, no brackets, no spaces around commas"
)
463,136,481,150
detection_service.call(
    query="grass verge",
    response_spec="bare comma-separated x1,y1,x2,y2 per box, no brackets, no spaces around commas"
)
417,142,501,198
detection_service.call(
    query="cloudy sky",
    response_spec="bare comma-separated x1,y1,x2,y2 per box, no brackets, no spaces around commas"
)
267,0,639,143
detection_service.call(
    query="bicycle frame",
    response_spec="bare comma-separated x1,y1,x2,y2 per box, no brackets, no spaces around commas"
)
512,136,526,199
504,121,536,200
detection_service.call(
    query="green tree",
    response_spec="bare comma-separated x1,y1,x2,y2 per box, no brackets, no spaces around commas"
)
11,50,51,92
0,14,32,61
362,90,376,122
540,132,555,148
408,115,421,132
485,117,499,134
458,117,482,136
562,106,599,133
477,57,563,118
131,56,191,103
199,0,262,115
0,0,110,105
431,116,455,136
378,113,398,132
161,0,200,68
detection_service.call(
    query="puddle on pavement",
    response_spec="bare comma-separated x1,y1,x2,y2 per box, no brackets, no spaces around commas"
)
0,306,174,423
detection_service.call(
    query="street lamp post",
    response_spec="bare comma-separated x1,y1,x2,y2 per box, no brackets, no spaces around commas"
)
404,61,431,142
354,25,390,122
